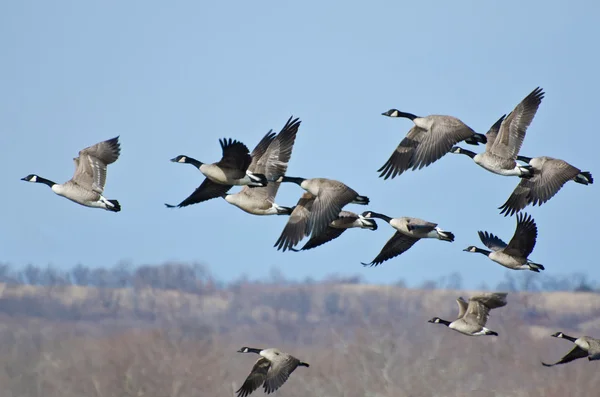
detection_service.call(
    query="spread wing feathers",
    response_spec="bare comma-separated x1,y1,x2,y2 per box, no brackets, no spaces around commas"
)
499,157,581,216
485,114,506,153
542,346,589,367
464,293,507,326
293,227,347,251
165,179,232,208
504,213,537,257
261,116,301,200
236,357,271,397
478,231,508,252
274,192,315,251
491,87,544,160
362,232,419,267
411,118,476,170
307,183,359,238
263,356,302,394
377,126,425,179
217,138,252,173
405,218,437,233
72,136,121,192
456,297,468,319
248,130,277,172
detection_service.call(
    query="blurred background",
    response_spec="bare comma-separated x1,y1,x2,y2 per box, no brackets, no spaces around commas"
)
1,1,599,396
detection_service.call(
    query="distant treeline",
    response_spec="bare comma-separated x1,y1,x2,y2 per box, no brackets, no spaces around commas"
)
0,262,596,293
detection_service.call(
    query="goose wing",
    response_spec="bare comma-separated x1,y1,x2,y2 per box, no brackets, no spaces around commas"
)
405,217,437,233
248,130,277,173
412,117,476,170
499,157,581,216
236,357,270,397
490,87,544,160
378,126,426,179
72,136,121,193
293,227,347,252
362,231,419,267
477,231,508,252
263,355,302,394
274,192,315,251
216,138,252,175
456,297,468,319
307,180,359,238
165,178,232,208
463,292,507,326
484,115,506,153
542,345,589,367
504,213,537,257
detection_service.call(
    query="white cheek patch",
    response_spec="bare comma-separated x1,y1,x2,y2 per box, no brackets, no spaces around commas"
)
178,157,187,163
30,175,38,182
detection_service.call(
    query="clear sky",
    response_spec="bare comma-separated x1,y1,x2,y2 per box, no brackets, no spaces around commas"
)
1,1,598,289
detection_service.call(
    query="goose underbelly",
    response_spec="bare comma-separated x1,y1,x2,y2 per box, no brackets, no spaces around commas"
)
489,251,526,269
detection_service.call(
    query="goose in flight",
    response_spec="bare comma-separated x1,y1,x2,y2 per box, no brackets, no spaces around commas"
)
21,136,121,212
542,332,600,367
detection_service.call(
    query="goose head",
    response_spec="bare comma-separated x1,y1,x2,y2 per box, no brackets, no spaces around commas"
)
21,174,40,183
381,109,401,117
463,246,478,253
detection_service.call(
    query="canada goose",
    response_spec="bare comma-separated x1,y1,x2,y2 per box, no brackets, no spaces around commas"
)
542,332,600,367
428,292,508,336
271,176,369,248
498,155,593,216
223,116,301,215
21,136,121,212
166,138,268,208
285,210,377,252
360,211,454,266
236,346,309,397
450,87,545,177
464,212,544,272
377,109,486,179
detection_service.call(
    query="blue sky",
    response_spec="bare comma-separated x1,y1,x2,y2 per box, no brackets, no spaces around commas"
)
1,1,598,289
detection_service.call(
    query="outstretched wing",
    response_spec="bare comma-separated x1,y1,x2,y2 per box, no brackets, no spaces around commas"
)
236,357,270,397
274,192,315,251
216,138,252,174
362,232,419,267
377,126,425,179
542,345,589,367
478,231,508,252
505,213,537,257
165,178,232,208
263,356,301,394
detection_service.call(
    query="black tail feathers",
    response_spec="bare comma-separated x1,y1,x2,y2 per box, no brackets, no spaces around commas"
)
299,362,310,367
106,200,121,212
464,133,487,145
277,205,295,215
353,195,369,205
575,171,593,185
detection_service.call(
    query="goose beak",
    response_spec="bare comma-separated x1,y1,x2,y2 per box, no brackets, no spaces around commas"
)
20,177,28,181
462,248,470,252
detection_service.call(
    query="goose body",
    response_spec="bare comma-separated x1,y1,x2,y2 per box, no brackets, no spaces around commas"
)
166,138,268,208
542,332,600,366
428,292,508,336
498,155,593,216
360,211,454,266
224,116,301,216
21,136,121,212
378,110,485,179
451,87,545,177
273,176,369,250
464,212,544,272
236,346,309,397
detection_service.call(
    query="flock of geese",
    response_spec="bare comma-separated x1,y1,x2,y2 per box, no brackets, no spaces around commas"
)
20,87,598,395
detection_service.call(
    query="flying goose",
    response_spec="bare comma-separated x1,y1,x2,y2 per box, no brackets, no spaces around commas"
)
450,87,545,177
428,292,508,336
272,176,369,249
21,136,121,212
542,332,600,367
360,211,454,266
464,212,544,272
498,155,593,216
223,116,301,216
284,210,377,252
236,346,309,397
377,109,486,179
166,138,268,208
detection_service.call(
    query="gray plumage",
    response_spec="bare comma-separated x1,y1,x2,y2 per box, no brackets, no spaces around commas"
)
21,136,121,212
499,155,593,216
451,87,544,177
428,292,508,336
360,212,455,266
236,347,309,397
542,332,600,367
464,212,543,272
378,109,485,179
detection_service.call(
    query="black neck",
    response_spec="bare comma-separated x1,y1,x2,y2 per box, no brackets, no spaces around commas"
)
517,155,532,163
368,212,392,223
184,157,203,169
34,176,56,188
280,176,305,186
559,334,577,343
244,347,263,354
457,148,476,158
474,247,492,256
437,318,452,327
394,111,417,120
